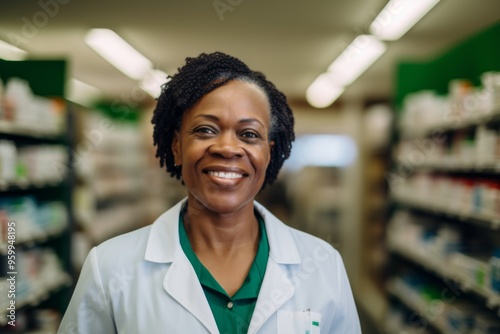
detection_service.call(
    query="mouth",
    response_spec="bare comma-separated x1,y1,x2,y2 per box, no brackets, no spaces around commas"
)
202,167,249,183
205,171,244,179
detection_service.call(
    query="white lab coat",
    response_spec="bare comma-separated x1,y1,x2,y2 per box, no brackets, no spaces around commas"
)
58,199,361,333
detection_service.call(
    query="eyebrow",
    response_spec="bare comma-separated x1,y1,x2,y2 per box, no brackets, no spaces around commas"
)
194,114,265,128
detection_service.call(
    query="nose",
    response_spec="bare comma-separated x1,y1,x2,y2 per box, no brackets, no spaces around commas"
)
208,131,244,158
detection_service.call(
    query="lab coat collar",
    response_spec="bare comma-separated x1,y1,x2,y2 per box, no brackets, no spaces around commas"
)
144,199,185,263
144,198,302,264
253,201,301,264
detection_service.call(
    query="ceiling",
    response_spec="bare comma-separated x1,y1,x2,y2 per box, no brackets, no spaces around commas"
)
0,0,499,105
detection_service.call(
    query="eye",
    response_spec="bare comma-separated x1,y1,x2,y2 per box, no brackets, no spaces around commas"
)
241,131,260,139
195,126,216,135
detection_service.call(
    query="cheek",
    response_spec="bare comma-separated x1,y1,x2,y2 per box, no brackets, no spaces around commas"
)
253,146,272,173
181,140,203,163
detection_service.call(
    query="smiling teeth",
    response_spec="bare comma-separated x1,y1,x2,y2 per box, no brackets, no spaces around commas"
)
207,171,243,179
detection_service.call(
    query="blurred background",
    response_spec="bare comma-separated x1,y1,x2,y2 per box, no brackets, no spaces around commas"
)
0,0,499,333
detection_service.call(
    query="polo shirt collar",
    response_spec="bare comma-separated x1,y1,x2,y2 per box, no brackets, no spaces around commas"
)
179,209,269,300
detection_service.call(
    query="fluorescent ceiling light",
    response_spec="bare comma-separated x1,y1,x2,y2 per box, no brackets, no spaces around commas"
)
370,0,440,41
67,79,102,107
283,135,357,171
140,69,170,98
0,40,28,60
306,74,344,108
85,29,152,80
327,35,386,86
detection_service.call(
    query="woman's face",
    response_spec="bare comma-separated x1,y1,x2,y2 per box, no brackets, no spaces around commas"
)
172,80,274,215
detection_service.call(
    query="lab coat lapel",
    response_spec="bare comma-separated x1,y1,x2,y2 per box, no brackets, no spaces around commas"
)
163,252,219,334
248,203,301,334
247,259,295,334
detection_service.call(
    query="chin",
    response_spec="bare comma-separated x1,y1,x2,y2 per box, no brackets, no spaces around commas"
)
188,192,255,216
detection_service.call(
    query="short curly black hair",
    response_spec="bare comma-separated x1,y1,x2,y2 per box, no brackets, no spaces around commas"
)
151,52,295,188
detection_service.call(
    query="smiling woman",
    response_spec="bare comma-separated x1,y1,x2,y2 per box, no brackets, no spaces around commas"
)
57,52,361,334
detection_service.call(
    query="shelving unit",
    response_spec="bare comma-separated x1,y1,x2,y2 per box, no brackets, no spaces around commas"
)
385,22,500,332
393,194,500,230
388,235,500,309
356,103,393,330
0,59,74,332
69,104,146,272
386,277,447,333
70,103,189,272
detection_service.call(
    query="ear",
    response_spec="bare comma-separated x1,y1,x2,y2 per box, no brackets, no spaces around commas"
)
267,140,275,166
171,131,182,165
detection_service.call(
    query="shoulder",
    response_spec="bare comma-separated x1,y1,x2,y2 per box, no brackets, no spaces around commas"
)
97,224,151,252
287,225,342,266
281,226,351,297
255,201,342,269
92,225,152,271
92,198,185,270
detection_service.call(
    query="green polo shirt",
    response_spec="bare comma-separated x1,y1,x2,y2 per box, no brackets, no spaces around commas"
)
179,210,269,334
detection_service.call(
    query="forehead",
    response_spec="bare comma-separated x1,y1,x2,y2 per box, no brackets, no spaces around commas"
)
183,80,271,121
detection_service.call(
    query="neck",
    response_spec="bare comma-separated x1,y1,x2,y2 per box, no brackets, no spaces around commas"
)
183,201,259,255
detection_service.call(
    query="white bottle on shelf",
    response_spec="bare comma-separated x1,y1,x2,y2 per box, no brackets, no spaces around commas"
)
4,78,32,127
481,71,500,112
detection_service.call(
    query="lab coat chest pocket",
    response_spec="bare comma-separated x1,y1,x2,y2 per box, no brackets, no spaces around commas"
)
277,310,321,334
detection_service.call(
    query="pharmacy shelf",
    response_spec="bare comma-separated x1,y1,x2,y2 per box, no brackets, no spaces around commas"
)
392,194,500,230
395,160,500,173
0,120,65,141
0,272,72,326
399,107,500,140
388,240,500,310
0,224,68,255
0,180,67,192
389,23,500,332
387,278,447,334
1,58,74,332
